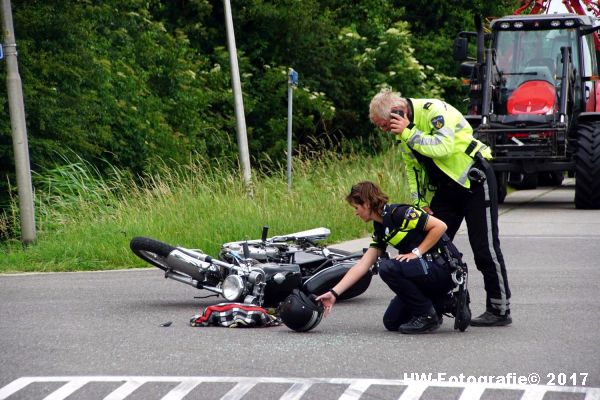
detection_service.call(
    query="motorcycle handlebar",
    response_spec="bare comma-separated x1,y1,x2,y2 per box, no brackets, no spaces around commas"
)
224,227,330,247
261,226,269,242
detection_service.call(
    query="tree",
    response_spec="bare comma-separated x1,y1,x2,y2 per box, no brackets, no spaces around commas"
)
0,0,515,209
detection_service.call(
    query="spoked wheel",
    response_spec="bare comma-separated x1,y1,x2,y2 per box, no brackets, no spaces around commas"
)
130,237,176,271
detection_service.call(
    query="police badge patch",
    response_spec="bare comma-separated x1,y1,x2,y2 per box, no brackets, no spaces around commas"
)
431,115,445,129
404,207,419,220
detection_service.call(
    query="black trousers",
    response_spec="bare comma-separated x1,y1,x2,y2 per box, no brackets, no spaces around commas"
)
430,158,511,316
379,257,454,331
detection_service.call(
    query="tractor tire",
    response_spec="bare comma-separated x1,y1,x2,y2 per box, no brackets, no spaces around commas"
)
575,121,600,209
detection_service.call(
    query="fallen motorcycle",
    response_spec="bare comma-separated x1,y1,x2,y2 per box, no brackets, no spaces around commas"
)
130,226,376,307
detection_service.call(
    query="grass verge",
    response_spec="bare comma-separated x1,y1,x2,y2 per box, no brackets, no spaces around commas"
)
0,149,409,273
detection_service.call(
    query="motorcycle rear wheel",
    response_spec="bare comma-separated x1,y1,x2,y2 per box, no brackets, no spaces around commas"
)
302,259,372,301
130,237,176,271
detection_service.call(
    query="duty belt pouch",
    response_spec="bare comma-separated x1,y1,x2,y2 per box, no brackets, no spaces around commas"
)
468,166,486,184
432,252,448,268
401,258,430,278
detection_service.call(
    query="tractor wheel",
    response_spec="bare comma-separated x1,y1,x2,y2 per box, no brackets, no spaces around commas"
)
575,121,600,209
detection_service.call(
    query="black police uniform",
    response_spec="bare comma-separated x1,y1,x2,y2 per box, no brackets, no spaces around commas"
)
427,154,511,321
370,203,455,331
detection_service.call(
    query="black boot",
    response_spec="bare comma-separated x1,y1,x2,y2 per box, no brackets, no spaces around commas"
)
470,310,512,327
399,308,440,334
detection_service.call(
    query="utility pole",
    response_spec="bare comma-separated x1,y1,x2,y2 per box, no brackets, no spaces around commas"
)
1,0,36,245
223,0,253,197
286,69,298,192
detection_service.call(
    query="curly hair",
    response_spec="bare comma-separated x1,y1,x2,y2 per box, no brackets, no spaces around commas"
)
345,181,389,214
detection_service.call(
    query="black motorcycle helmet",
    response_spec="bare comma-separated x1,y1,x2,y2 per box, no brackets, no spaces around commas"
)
279,289,324,332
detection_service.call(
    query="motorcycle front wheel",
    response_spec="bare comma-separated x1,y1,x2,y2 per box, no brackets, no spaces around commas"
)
130,237,176,271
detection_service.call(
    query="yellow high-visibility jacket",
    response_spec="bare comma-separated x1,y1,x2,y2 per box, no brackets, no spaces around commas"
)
395,98,491,208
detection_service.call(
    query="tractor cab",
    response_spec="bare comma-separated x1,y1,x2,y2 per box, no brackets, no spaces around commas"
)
453,13,600,209
491,14,597,120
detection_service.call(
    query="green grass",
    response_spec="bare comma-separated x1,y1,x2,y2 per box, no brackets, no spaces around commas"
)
0,149,409,273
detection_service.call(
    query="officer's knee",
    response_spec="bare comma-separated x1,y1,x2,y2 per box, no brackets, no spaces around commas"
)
383,295,408,331
378,259,396,280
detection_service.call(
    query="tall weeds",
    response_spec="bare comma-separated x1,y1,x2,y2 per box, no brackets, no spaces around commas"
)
0,149,408,273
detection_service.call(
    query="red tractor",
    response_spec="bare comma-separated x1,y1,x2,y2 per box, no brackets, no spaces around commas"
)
453,1,600,208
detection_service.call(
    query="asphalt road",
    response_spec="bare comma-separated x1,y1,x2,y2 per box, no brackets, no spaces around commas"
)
1,179,599,399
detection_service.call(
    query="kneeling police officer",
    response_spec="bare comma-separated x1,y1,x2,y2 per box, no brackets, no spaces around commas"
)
317,181,458,334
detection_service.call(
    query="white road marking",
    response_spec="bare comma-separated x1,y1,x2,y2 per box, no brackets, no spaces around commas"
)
0,376,598,400
103,379,145,400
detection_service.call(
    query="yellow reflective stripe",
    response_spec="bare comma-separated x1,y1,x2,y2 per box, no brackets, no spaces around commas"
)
387,217,419,245
386,230,409,246
404,214,420,231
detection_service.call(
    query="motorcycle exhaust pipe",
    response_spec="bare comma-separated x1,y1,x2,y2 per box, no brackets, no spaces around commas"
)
164,270,224,295
164,270,201,288
166,249,210,281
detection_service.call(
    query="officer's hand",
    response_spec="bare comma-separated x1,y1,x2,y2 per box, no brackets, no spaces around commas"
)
422,206,433,215
395,252,418,262
389,112,410,134
315,292,336,317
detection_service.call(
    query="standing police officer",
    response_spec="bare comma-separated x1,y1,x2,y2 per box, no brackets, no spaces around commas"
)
369,88,512,326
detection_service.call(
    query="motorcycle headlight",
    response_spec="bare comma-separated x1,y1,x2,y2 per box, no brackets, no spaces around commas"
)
222,274,245,301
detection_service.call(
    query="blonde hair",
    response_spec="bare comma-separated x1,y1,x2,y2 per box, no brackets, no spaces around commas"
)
368,88,407,122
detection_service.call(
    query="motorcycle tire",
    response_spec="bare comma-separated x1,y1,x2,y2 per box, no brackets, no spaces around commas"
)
302,260,372,301
339,270,372,300
130,237,176,271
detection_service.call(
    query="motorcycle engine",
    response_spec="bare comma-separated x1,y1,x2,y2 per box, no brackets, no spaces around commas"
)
220,243,281,262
